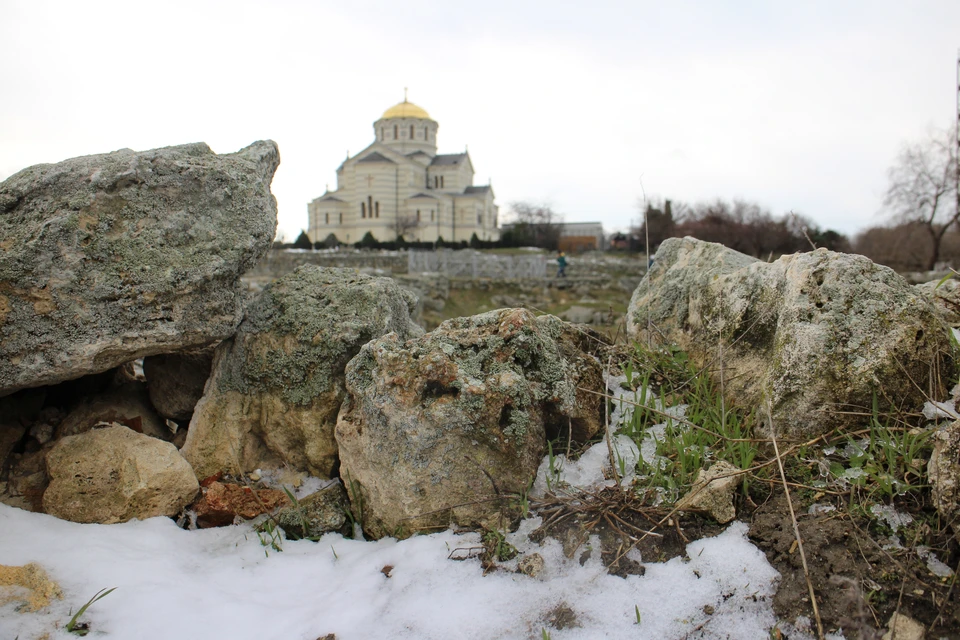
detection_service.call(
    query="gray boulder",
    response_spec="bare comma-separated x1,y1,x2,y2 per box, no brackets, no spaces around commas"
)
627,238,955,438
43,424,199,523
0,141,279,396
336,308,605,539
181,266,423,481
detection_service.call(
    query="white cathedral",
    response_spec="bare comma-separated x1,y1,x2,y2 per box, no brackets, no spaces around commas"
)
307,97,500,244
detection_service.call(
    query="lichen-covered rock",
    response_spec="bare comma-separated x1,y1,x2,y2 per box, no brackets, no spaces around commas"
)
43,424,199,523
916,278,960,327
2,450,47,512
143,347,215,420
928,419,960,541
627,238,955,438
0,141,280,396
336,308,605,539
273,481,351,539
181,266,423,480
676,461,739,524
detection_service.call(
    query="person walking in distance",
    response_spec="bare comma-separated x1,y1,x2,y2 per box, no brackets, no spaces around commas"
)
556,250,567,278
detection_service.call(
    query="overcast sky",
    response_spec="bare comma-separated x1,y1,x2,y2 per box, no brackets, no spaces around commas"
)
1,0,957,240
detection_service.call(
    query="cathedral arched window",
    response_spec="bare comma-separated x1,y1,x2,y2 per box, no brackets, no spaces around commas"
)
410,125,414,139
339,212,343,224
325,213,329,224
416,209,421,221
375,201,380,218
393,124,398,139
361,202,366,218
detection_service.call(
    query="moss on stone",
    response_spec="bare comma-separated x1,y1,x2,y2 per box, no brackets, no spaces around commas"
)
219,266,420,407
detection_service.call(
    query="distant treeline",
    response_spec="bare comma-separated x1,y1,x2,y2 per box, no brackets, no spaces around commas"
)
629,198,850,257
631,198,959,273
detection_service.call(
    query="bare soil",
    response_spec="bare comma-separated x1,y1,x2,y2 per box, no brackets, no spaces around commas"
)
748,489,959,638
524,485,959,638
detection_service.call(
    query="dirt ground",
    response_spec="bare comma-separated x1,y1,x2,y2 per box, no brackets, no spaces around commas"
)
525,485,959,638
749,489,959,638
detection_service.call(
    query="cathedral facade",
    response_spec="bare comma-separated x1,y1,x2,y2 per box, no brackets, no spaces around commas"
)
307,98,500,244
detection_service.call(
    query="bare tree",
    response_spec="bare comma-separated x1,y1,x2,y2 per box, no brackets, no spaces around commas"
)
883,126,959,271
394,213,422,241
504,201,563,249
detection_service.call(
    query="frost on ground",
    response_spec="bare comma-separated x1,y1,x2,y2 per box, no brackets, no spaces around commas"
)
0,503,781,639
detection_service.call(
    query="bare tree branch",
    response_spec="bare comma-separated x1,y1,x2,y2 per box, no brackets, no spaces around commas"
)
883,126,959,270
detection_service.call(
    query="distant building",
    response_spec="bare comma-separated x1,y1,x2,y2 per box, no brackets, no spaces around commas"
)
558,222,605,252
307,97,499,244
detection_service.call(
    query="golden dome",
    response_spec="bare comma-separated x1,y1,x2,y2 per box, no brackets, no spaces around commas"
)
381,100,431,120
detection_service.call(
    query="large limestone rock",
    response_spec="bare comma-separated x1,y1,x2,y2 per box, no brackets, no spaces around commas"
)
43,424,199,523
0,141,280,396
181,266,423,480
336,308,605,539
627,238,955,438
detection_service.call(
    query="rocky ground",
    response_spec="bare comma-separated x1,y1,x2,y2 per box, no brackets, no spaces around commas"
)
1,144,959,638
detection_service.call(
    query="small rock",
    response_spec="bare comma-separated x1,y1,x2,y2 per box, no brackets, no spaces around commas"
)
560,305,596,325
272,481,351,539
43,424,199,524
882,612,925,640
676,461,740,524
193,481,291,528
518,553,545,577
3,450,48,512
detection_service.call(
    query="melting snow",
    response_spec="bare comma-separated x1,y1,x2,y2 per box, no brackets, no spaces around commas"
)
1,377,785,639
0,505,782,640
